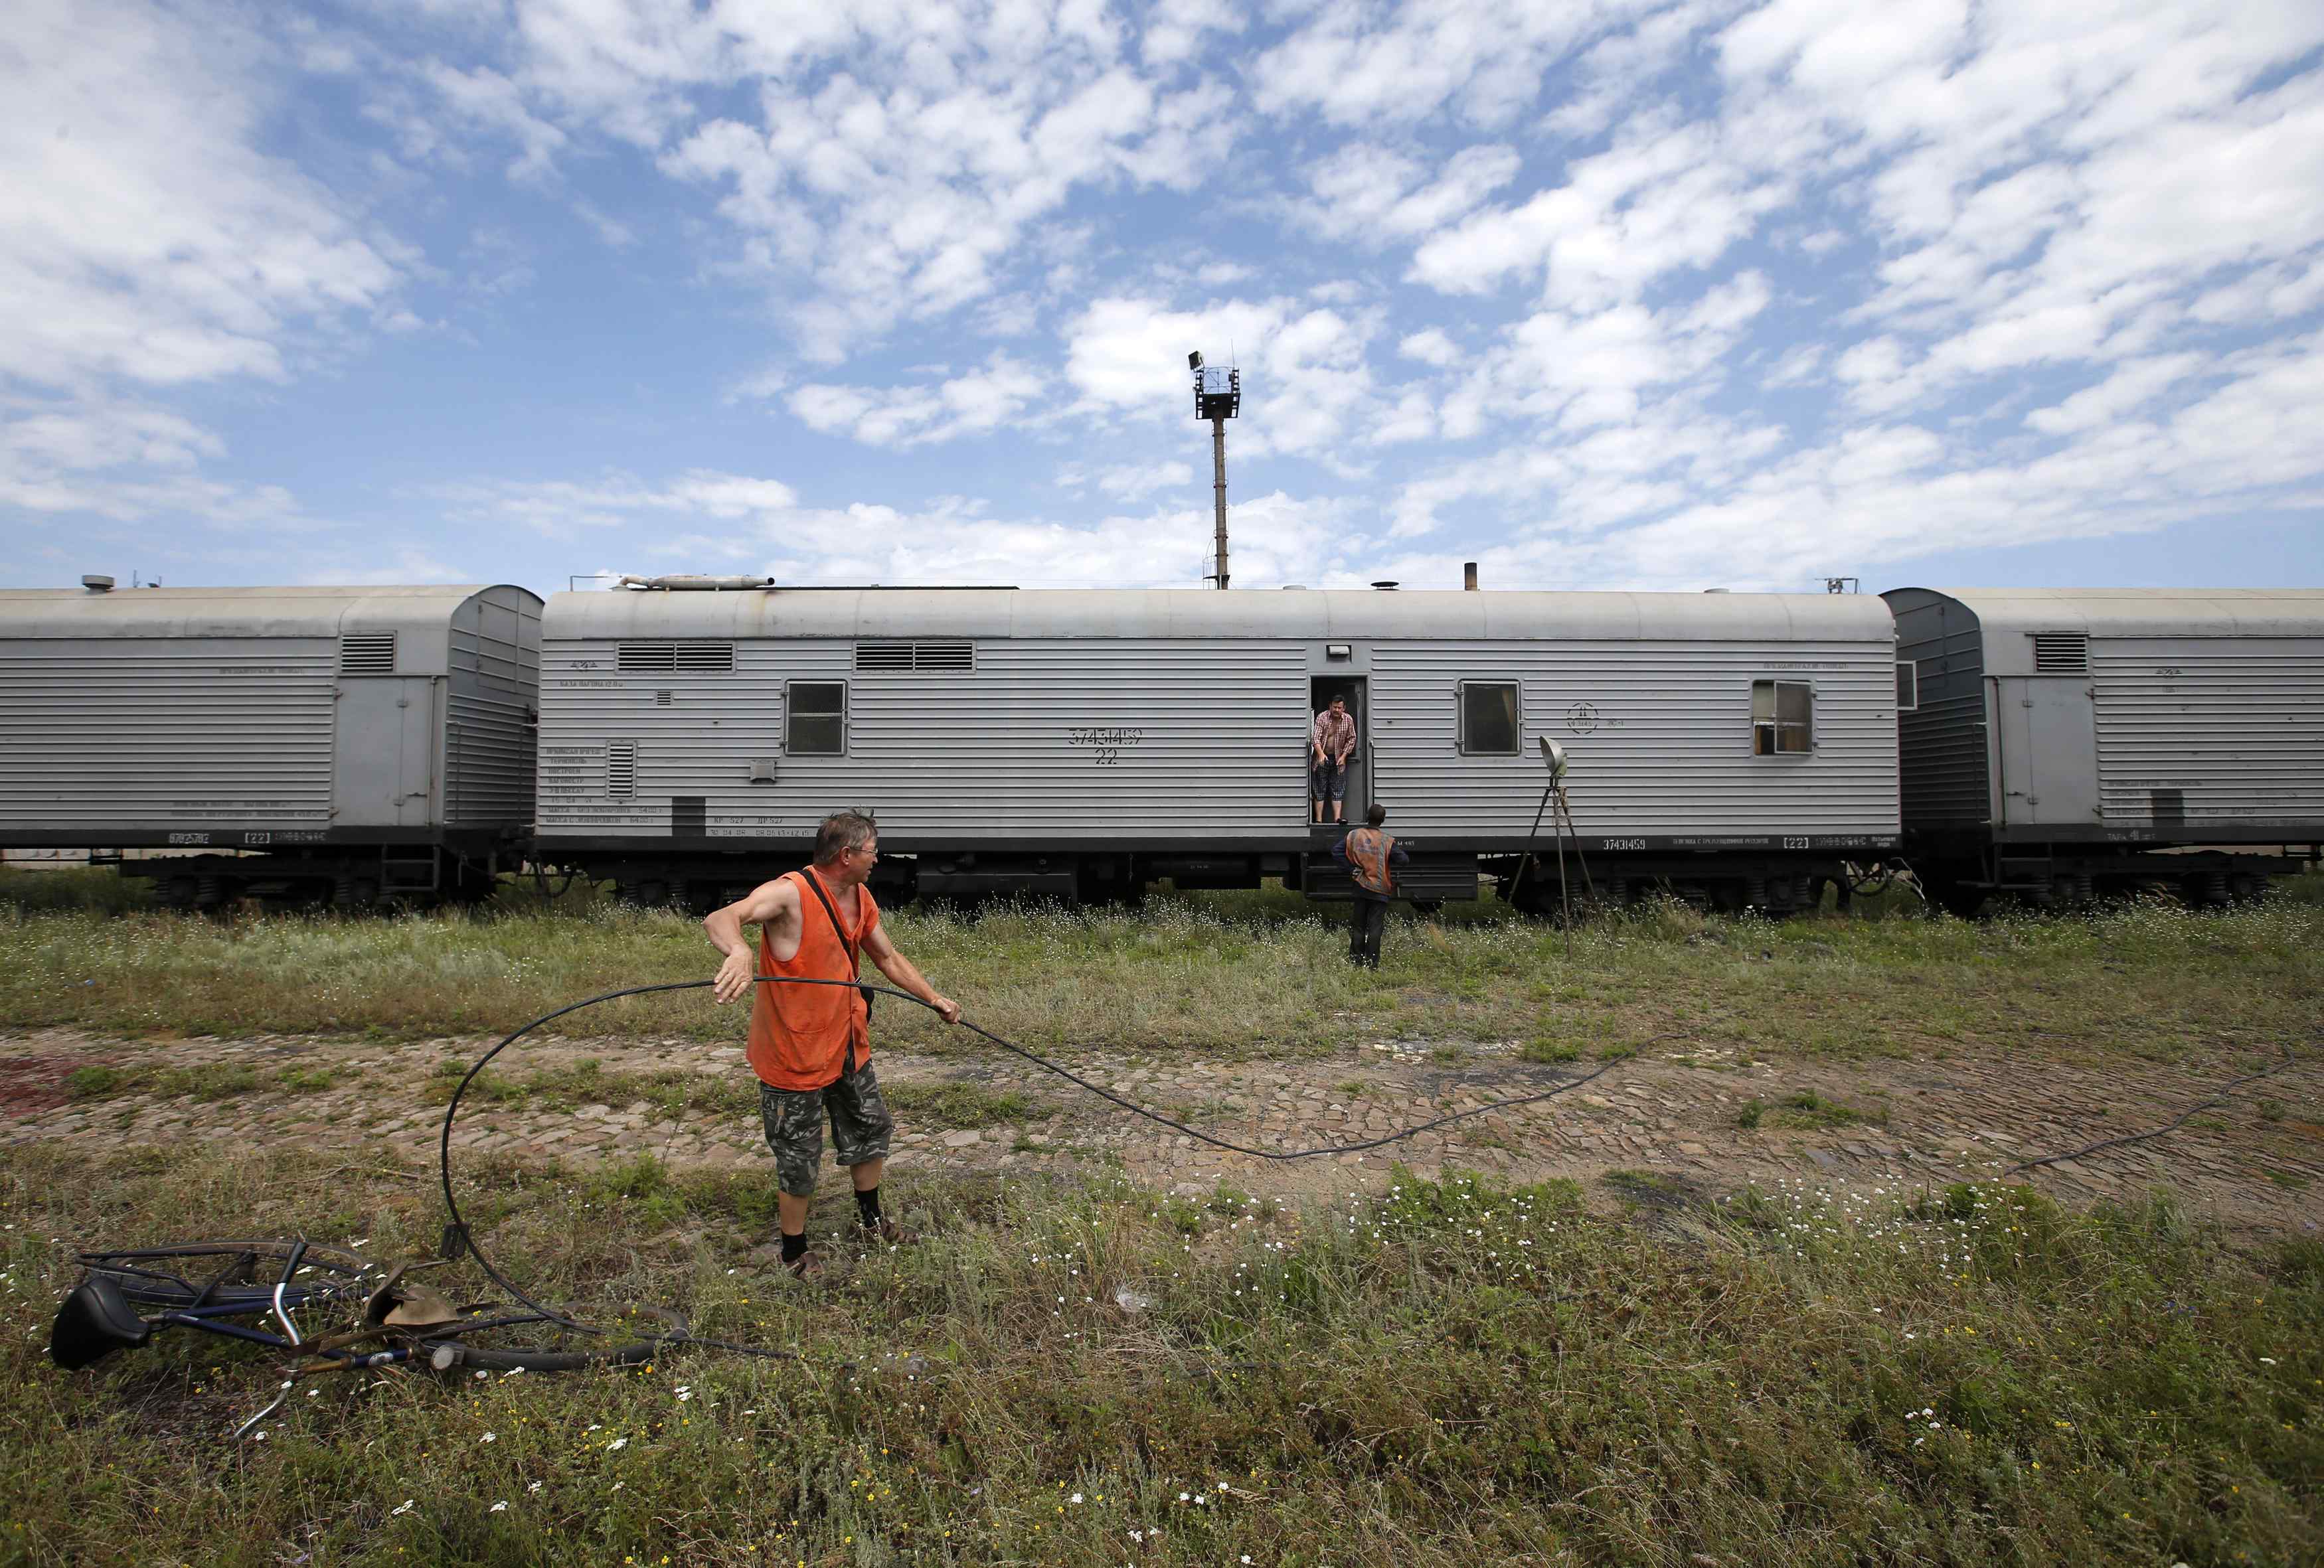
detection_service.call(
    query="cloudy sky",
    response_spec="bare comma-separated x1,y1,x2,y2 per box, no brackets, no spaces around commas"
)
5,0,2321,596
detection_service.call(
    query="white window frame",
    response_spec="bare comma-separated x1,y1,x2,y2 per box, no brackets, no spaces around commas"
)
1752,679,1815,757
1456,680,1523,756
1895,661,1918,713
784,680,848,756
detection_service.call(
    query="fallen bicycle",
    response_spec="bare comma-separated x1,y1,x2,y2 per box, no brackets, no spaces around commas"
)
49,1237,697,1438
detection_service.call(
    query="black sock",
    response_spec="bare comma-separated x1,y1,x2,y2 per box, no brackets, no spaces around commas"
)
780,1231,806,1265
855,1187,883,1229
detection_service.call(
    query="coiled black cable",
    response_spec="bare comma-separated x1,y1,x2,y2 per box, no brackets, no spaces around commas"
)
438,975,1631,1343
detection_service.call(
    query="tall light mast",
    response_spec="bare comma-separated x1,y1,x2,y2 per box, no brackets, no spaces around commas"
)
1189,351,1240,589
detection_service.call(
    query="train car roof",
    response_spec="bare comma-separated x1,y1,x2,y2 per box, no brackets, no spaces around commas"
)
545,588,1899,643
1882,586,2324,640
0,584,541,639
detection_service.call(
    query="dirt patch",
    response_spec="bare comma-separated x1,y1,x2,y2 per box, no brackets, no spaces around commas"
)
3,1025,2319,1236
0,1054,96,1119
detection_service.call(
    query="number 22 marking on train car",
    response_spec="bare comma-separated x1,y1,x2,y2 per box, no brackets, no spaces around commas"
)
1094,747,1120,766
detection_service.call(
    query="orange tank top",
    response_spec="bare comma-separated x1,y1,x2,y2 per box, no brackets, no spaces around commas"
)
746,869,880,1091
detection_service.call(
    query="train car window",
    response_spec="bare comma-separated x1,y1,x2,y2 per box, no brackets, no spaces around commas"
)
1458,681,1521,755
786,681,847,755
1895,661,1918,712
1752,680,1813,755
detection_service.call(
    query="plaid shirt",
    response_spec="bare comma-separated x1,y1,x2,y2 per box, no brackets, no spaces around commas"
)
1312,708,1357,759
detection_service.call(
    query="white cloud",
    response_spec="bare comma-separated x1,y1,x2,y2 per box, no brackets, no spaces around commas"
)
447,469,1364,589
422,1,1243,359
1064,295,1378,461
430,469,801,538
785,355,1046,447
1252,2,1618,129
1140,0,1245,70
1398,329,1461,367
11,0,2324,601
0,0,414,564
1056,460,1197,501
1408,119,1788,309
2025,353,2205,435
0,0,401,393
1295,142,1523,245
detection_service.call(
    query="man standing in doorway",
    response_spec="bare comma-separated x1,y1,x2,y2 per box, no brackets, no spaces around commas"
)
705,809,960,1281
1333,803,1408,969
1311,694,1358,824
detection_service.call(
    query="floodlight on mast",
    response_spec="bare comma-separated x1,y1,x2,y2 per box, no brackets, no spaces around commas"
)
1189,350,1240,588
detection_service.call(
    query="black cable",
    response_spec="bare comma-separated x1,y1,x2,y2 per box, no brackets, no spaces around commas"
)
440,975,1637,1340
2003,1047,2303,1178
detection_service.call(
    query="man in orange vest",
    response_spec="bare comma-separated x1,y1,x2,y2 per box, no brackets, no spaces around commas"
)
1333,802,1408,969
705,810,960,1281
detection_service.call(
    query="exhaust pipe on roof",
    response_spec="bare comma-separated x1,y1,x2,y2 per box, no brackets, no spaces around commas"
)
618,574,781,592
1463,562,1478,591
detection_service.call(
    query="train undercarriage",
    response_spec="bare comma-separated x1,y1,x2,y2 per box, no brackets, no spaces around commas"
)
100,844,506,913
1908,840,2319,919
570,843,1878,920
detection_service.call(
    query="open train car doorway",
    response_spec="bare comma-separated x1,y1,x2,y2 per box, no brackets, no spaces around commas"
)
1308,676,1370,828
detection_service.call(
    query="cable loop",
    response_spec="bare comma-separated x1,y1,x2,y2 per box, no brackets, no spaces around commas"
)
440,976,1631,1335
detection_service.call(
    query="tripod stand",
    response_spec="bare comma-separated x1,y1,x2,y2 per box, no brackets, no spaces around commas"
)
1506,737,1592,931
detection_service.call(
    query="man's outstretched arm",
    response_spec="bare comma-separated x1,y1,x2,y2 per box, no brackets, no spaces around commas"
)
862,923,961,1023
704,880,793,1003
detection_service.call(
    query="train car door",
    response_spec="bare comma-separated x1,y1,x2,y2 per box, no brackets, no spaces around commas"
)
334,676,437,828
1307,676,1369,826
1993,676,2100,827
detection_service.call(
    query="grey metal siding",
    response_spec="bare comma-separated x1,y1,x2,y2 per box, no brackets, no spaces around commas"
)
443,589,541,830
1888,592,1992,828
537,639,1310,840
2092,638,2324,828
1370,641,1900,841
0,637,336,830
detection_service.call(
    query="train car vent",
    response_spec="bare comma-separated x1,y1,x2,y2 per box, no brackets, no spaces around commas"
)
854,640,974,672
2031,632,2088,673
339,633,396,674
606,742,636,799
617,641,735,673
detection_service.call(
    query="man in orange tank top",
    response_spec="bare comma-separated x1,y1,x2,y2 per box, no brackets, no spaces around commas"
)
705,810,959,1281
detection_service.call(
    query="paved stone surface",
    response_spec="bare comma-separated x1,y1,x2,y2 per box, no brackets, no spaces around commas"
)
3,1027,2319,1233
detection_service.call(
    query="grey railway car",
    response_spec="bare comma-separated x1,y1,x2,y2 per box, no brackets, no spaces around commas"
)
535,586,1902,913
0,582,542,907
1884,586,2324,913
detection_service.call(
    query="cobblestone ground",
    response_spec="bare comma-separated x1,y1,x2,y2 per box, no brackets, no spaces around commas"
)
4,1027,2319,1235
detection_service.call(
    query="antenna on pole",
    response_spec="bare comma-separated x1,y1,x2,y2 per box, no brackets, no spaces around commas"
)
1189,351,1240,589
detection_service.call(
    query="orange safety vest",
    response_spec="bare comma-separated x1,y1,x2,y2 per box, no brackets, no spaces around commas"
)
1344,827,1396,897
747,868,879,1091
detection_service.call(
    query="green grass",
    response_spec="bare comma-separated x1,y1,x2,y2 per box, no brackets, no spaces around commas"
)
882,1080,1052,1130
1738,1091,1890,1131
0,1144,2315,1566
0,866,155,914
60,1061,345,1103
5,880,2321,1066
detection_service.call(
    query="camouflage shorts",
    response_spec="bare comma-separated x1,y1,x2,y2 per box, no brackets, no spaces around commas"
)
760,1066,894,1198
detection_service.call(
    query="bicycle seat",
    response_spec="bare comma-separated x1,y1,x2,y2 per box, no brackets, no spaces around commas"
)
50,1274,152,1370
